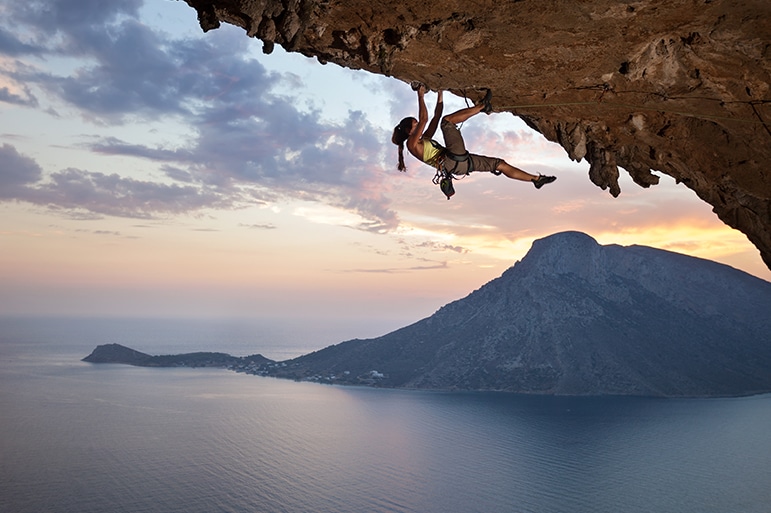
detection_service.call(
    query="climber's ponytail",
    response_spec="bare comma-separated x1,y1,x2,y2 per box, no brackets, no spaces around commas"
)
391,117,416,172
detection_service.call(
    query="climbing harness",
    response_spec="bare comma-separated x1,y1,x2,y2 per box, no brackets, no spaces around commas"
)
445,151,470,165
434,153,477,200
426,139,475,200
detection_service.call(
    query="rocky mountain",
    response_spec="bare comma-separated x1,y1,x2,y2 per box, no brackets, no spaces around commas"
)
267,231,771,397
182,0,771,270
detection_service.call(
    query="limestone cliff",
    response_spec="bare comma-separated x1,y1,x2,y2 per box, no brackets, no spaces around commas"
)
183,0,771,268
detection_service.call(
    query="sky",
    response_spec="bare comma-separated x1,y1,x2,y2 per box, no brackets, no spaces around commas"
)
1,0,769,334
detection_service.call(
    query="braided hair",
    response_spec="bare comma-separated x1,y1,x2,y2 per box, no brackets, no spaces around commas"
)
391,117,416,172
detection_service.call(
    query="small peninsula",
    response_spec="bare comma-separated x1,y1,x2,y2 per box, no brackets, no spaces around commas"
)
83,343,273,372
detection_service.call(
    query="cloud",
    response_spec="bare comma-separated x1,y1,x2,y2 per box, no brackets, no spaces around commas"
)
37,23,267,122
0,144,236,218
3,1,276,122
240,223,277,230
90,137,196,162
84,103,399,229
0,27,44,56
343,261,449,273
6,0,143,63
84,82,399,229
0,0,402,229
0,83,38,107
33,168,229,218
0,143,43,195
0,58,40,107
74,229,123,237
12,0,142,36
415,241,468,253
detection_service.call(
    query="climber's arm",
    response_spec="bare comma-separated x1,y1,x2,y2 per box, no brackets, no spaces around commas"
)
408,85,429,149
423,90,443,140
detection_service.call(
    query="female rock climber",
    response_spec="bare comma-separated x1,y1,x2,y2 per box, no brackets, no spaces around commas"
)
391,84,556,195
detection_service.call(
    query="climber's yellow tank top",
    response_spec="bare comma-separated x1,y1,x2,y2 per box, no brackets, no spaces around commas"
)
422,139,444,169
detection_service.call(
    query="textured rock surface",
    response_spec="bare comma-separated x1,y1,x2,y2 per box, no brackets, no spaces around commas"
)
268,231,771,396
183,0,771,268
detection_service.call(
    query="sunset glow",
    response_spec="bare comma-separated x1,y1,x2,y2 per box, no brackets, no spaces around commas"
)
0,1,768,325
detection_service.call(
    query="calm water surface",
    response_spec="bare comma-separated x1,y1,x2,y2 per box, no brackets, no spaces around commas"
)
1,318,769,513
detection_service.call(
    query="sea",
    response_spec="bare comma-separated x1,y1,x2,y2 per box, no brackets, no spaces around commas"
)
1,317,770,513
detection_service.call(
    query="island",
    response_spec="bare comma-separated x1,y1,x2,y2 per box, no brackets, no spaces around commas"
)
83,233,771,397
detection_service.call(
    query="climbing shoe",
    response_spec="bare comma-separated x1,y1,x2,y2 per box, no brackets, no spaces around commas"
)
480,88,493,114
533,174,557,189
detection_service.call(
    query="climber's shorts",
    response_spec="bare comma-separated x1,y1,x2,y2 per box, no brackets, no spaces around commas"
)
440,119,501,175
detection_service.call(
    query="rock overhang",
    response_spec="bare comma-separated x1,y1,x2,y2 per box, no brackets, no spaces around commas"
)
183,0,771,269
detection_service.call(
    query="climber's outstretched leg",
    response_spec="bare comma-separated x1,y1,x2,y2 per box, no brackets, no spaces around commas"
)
495,161,557,188
495,161,536,181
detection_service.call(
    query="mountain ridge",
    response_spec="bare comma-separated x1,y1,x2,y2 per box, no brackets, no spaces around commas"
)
266,231,771,396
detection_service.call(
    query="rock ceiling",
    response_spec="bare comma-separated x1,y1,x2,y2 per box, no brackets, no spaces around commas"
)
183,0,771,270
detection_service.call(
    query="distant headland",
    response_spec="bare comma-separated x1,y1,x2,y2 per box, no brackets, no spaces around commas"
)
82,343,274,372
